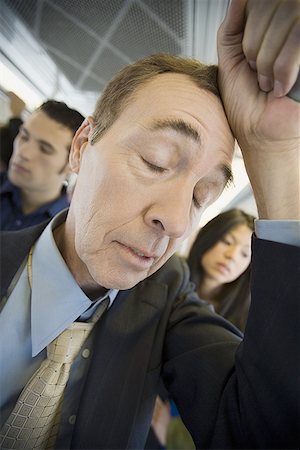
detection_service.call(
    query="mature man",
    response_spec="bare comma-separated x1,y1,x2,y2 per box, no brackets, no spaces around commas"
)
0,0,299,449
0,100,84,230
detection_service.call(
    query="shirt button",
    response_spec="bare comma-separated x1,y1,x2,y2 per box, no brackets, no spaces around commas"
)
69,415,76,425
82,348,90,358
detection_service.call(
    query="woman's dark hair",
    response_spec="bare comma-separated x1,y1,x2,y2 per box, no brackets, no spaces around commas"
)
187,208,255,331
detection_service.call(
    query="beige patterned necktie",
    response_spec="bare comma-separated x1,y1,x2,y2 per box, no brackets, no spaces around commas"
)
0,247,109,449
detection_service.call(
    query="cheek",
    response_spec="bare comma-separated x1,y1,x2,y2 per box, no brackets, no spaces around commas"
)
201,249,215,270
74,211,106,267
36,156,55,172
200,254,206,271
235,258,250,277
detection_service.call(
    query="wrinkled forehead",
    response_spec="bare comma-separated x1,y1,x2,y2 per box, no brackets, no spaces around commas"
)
121,72,234,157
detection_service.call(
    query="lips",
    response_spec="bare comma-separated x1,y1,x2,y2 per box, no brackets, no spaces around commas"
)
11,162,30,174
128,245,155,259
216,262,231,274
116,241,157,269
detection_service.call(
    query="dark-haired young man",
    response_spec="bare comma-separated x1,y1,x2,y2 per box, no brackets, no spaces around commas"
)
0,100,84,230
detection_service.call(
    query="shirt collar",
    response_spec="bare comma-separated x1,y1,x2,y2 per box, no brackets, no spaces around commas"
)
0,172,69,217
0,173,16,195
45,191,69,216
30,209,118,356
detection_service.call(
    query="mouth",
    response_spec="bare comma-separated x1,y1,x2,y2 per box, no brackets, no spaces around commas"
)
116,241,156,269
128,245,155,259
216,263,230,274
11,162,30,174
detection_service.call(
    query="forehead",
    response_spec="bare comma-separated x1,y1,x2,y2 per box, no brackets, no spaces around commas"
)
115,72,234,160
228,224,253,242
103,73,234,187
24,110,73,148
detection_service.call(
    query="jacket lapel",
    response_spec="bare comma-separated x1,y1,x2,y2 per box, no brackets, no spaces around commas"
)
72,280,169,449
0,221,49,300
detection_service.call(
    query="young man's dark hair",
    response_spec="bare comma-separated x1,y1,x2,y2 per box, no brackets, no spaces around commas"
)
38,100,84,140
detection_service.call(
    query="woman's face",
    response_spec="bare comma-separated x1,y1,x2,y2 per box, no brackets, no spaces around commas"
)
200,224,252,285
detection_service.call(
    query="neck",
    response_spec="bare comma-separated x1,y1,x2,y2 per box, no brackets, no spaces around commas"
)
197,278,222,309
21,185,63,214
53,221,108,300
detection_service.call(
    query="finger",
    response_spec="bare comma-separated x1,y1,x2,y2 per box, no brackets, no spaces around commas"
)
255,1,300,93
273,20,300,97
242,0,279,68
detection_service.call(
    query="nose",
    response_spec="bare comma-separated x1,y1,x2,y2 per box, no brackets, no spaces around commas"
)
14,137,33,160
144,186,193,239
224,245,239,261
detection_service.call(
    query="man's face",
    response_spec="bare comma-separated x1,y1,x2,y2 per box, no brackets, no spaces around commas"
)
8,110,73,194
67,73,234,292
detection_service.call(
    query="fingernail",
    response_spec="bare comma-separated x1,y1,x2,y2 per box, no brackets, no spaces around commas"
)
248,60,257,71
258,74,273,92
273,80,284,98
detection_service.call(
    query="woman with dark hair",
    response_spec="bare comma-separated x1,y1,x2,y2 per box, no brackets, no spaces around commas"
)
187,208,255,332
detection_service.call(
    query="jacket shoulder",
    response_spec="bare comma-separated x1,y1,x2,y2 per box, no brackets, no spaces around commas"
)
147,254,194,300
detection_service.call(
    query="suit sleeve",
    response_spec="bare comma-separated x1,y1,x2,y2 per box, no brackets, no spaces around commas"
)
162,236,300,449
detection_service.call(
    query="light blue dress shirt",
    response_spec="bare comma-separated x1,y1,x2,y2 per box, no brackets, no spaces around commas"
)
255,219,300,247
0,210,118,448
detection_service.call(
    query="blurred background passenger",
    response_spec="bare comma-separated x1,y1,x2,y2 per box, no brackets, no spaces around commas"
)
0,91,26,172
0,100,84,231
187,208,255,332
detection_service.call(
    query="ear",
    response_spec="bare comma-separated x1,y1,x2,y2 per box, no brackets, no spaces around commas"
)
69,116,95,173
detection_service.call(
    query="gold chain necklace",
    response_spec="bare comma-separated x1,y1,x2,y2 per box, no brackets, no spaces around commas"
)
27,246,34,288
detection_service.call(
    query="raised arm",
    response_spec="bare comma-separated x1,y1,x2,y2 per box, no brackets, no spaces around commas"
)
217,0,300,220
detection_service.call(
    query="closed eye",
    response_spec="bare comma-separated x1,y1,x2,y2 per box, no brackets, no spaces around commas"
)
18,130,29,141
141,157,166,173
242,251,250,258
222,237,232,245
39,141,55,155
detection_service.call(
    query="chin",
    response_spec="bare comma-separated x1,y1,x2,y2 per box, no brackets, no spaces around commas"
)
8,172,24,188
93,272,146,291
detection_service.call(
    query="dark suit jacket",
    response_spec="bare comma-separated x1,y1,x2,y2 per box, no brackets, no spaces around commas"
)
1,223,299,449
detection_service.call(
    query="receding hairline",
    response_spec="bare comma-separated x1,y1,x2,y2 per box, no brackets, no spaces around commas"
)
90,54,220,144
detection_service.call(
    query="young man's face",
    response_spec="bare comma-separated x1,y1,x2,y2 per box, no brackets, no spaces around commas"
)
8,110,73,195
66,73,235,292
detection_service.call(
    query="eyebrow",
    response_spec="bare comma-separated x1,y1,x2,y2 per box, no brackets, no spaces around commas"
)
149,118,201,142
148,118,233,188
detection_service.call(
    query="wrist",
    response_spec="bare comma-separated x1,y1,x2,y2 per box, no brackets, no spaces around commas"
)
240,143,299,220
